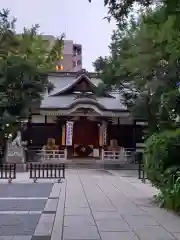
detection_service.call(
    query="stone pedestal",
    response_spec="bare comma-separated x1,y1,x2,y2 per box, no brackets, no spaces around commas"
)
5,142,26,171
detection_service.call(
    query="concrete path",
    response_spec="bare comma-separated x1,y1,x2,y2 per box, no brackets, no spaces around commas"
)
0,169,180,239
61,169,180,240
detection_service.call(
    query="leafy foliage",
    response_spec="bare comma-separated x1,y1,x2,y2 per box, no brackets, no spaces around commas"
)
93,5,180,135
157,171,180,211
144,130,180,188
89,0,180,28
144,130,180,211
0,9,64,135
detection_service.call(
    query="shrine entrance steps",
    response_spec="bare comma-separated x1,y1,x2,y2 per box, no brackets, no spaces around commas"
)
65,158,100,169
64,159,138,170
25,159,138,171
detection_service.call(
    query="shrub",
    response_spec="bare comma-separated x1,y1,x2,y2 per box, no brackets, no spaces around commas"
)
144,129,180,212
144,129,180,188
157,169,180,212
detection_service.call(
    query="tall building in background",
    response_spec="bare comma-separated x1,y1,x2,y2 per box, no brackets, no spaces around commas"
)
43,35,82,72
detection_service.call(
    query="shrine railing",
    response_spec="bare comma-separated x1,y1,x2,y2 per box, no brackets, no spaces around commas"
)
102,150,126,162
124,148,136,163
102,149,135,163
39,150,67,161
25,148,67,163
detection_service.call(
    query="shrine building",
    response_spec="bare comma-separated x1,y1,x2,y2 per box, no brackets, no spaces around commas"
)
23,69,146,160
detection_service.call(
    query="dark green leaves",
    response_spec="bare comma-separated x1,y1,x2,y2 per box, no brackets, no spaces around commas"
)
0,9,63,131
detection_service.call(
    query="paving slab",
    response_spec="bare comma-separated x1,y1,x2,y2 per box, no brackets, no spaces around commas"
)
0,214,40,236
65,207,92,216
172,233,180,240
63,225,100,239
0,184,53,197
64,216,95,226
132,225,176,240
92,211,122,220
0,199,47,211
96,219,131,232
123,215,160,226
100,231,139,240
157,220,180,233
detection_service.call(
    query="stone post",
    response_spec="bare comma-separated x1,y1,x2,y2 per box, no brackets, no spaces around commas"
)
101,148,104,161
6,131,26,171
64,148,68,160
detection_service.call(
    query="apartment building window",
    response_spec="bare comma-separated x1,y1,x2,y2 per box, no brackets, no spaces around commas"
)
56,65,64,71
77,48,81,55
77,60,82,66
73,45,81,56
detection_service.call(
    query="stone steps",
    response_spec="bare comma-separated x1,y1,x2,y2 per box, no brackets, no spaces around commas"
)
25,159,138,171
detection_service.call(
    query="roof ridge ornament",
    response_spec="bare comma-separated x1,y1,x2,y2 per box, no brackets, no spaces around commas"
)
76,69,90,78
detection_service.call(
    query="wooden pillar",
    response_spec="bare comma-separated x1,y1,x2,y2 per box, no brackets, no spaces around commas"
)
99,123,102,147
61,125,66,146
99,121,107,160
45,115,47,124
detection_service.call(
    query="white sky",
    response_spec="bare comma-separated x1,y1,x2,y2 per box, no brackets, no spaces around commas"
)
1,0,116,71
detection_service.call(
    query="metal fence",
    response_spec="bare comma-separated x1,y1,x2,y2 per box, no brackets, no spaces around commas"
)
0,164,16,183
137,153,147,182
29,163,65,183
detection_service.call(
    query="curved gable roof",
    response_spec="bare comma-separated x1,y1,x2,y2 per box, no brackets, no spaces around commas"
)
49,72,114,98
50,73,95,96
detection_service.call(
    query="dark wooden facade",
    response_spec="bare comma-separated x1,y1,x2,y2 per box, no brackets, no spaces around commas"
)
22,116,145,155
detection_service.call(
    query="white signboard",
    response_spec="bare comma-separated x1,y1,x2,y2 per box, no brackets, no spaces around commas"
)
66,121,74,146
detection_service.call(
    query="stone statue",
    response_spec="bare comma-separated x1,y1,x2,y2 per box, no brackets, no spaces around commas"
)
6,130,25,165
11,131,22,147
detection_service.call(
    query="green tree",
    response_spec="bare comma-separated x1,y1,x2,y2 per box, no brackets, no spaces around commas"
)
0,9,64,147
89,0,180,24
93,5,180,135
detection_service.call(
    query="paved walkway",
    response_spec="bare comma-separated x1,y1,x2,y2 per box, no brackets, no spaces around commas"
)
0,169,180,239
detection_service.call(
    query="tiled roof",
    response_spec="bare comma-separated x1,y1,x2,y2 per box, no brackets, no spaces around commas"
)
40,74,127,111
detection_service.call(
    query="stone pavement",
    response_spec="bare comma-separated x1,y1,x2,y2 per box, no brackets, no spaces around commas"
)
0,169,180,239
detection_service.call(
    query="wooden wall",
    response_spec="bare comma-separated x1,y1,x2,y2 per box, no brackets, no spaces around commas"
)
22,123,62,149
107,124,135,149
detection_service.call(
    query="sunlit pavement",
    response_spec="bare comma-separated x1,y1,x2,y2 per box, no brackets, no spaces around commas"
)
0,169,180,240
